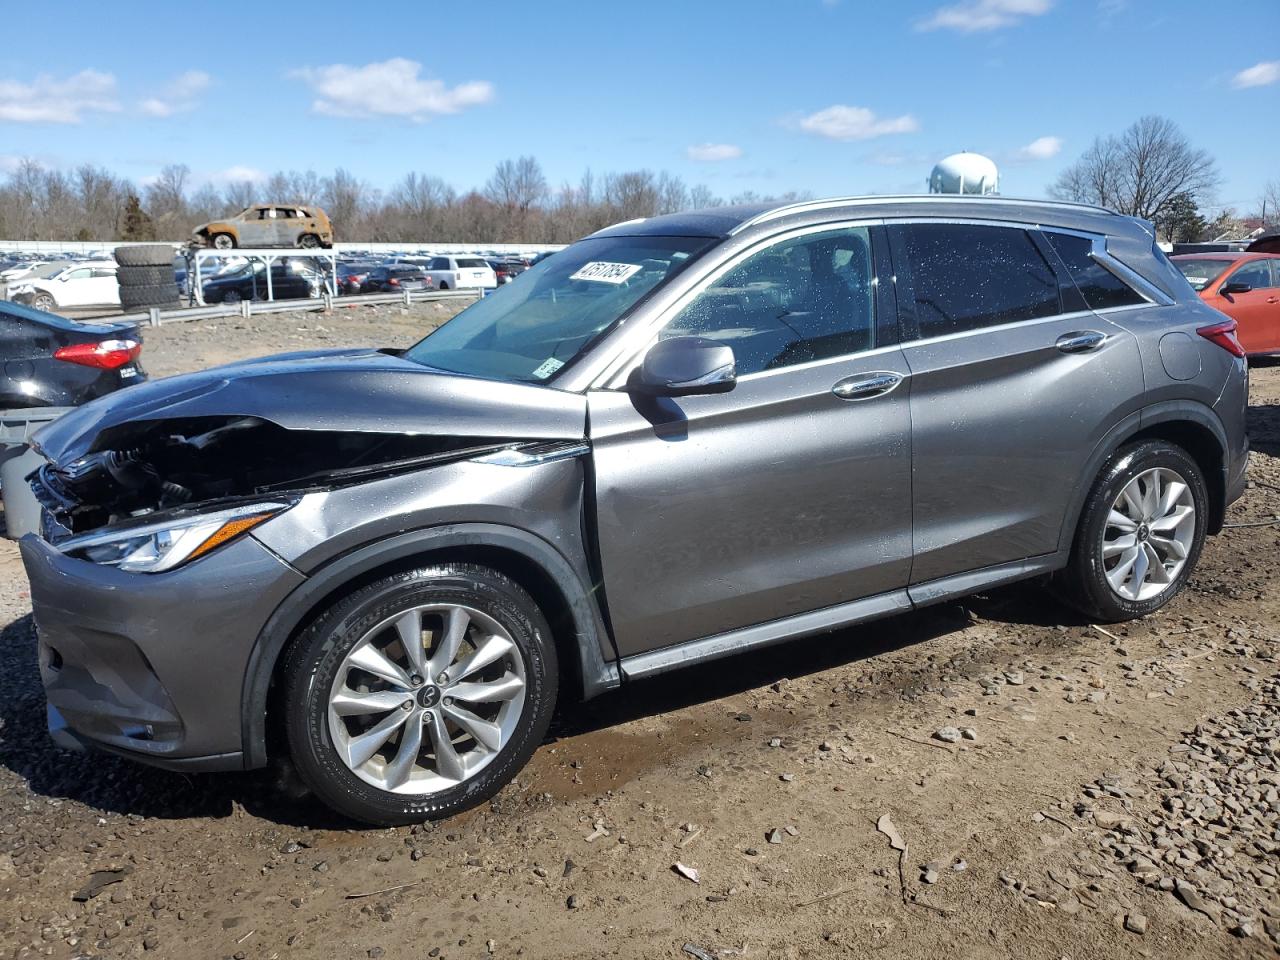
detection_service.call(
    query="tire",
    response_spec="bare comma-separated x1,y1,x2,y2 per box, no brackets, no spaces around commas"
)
438,281,449,290
117,264,174,287
281,564,558,826
31,292,56,312
221,290,241,305
211,233,236,250
114,244,174,267
1059,440,1208,622
119,282,180,311
297,234,320,249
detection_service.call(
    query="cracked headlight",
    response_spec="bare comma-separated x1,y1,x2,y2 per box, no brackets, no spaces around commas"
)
60,501,292,573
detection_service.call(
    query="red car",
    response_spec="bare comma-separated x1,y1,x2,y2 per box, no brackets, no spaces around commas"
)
1171,252,1280,356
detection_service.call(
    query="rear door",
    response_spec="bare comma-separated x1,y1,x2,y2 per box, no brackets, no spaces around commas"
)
889,220,1144,585
589,223,914,656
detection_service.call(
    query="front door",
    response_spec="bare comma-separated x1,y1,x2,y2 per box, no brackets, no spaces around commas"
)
588,224,914,657
1213,260,1280,354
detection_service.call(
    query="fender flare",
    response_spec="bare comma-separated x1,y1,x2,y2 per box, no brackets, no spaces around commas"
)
1056,399,1229,553
239,522,619,769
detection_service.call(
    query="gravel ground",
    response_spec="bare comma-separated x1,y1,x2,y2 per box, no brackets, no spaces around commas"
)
0,310,1277,959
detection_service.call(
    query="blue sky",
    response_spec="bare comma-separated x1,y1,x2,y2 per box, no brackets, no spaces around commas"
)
1,0,1277,213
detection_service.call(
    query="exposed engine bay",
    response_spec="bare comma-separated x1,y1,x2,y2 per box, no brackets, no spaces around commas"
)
32,415,506,538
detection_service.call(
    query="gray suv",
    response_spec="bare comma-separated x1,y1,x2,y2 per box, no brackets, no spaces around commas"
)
20,196,1249,825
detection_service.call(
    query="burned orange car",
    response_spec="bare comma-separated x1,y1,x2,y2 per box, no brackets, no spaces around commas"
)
192,204,334,250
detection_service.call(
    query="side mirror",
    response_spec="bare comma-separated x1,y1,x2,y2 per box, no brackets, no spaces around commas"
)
631,336,736,397
1220,281,1252,296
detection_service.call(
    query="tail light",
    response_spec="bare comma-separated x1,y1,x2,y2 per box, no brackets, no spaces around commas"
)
388,277,400,286
54,338,141,370
1197,319,1245,358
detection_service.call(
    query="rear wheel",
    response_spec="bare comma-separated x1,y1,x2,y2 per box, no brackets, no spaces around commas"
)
282,564,558,825
1060,440,1207,622
438,281,449,290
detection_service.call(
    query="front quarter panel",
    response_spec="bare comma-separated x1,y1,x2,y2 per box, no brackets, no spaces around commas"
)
255,457,593,580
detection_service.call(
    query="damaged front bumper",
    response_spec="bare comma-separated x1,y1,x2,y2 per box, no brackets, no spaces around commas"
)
21,530,304,769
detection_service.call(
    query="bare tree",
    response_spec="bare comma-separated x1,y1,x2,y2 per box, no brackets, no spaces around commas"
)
484,156,548,214
321,168,367,230
1258,179,1280,225
222,179,257,213
1050,116,1219,223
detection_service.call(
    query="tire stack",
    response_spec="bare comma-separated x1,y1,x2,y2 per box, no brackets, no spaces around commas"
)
114,244,180,312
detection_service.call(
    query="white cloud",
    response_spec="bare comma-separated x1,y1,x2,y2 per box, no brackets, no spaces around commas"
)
139,70,211,117
917,0,1052,32
0,70,119,123
687,143,743,162
1017,135,1062,159
292,58,493,120
1232,61,1280,89
208,165,267,184
798,105,919,141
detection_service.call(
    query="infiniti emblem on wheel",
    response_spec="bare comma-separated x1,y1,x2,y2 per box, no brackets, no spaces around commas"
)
417,685,442,709
1137,523,1149,541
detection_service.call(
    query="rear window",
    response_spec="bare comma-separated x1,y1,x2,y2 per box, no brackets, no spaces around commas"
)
456,258,488,269
1043,232,1146,309
896,223,1059,338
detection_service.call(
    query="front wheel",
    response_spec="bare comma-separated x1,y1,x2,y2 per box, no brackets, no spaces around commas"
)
298,234,320,249
211,233,236,250
1060,440,1207,622
31,292,56,312
281,564,558,825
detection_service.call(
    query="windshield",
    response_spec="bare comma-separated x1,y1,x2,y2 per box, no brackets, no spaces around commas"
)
403,235,714,383
1174,258,1233,291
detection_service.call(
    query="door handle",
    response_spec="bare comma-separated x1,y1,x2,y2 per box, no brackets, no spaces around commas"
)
1055,330,1107,354
832,371,903,401
1266,296,1279,304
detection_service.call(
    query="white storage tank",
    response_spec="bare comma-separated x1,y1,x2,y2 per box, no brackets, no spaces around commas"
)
928,152,1000,195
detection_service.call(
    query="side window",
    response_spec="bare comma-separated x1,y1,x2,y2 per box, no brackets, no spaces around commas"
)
63,268,92,280
91,267,116,279
898,223,1059,337
430,258,449,271
1043,232,1146,310
1227,261,1274,290
662,226,876,375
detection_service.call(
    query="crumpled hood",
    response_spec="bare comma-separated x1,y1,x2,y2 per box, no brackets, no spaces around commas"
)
33,347,587,463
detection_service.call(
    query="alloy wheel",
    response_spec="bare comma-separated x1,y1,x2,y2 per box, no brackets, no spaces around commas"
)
1101,467,1196,602
326,604,527,795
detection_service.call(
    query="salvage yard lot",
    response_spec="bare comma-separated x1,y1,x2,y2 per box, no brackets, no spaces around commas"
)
0,305,1277,959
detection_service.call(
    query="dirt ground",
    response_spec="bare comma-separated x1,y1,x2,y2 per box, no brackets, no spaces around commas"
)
0,303,1277,960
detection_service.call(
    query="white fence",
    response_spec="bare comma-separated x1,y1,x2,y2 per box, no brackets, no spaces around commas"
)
0,239,565,256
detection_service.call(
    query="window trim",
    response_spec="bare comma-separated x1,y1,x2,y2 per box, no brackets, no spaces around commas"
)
596,218,887,390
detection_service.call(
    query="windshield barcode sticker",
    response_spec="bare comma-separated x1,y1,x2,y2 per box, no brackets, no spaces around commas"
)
532,357,565,379
570,261,642,284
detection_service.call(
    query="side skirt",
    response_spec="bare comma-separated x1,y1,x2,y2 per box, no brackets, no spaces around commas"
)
618,553,1064,682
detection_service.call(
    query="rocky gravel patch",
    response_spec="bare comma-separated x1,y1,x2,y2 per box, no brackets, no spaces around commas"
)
1081,638,1280,949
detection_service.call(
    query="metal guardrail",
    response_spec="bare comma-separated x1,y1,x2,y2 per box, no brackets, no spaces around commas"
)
99,288,481,327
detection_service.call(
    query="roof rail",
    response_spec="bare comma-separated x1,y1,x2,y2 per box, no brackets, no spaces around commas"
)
728,194,1118,235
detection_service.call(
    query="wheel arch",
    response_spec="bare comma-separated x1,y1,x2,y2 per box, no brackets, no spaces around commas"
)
241,523,619,769
1058,400,1229,555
